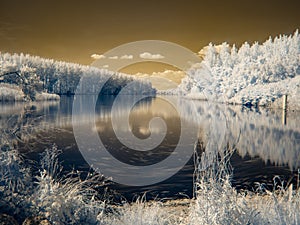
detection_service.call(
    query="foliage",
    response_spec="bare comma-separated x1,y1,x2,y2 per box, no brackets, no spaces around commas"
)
180,30,300,106
0,52,155,101
0,144,107,224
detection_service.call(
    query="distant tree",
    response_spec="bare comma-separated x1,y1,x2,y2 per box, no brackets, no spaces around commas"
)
1,51,155,98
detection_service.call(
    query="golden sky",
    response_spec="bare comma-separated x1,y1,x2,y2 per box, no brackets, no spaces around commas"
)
0,0,299,66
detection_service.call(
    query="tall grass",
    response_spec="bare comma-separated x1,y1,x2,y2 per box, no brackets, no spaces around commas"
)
0,140,299,224
0,149,33,221
32,145,106,224
0,145,107,224
103,198,173,225
189,145,300,225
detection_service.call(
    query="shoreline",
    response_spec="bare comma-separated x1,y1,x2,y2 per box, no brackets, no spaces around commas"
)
2,88,300,112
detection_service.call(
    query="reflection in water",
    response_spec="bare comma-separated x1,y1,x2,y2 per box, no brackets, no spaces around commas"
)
1,96,299,199
3,96,298,170
0,101,60,150
72,95,198,186
95,96,182,166
72,95,299,191
177,99,300,170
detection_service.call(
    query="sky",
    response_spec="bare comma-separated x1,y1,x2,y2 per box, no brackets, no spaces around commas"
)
0,0,300,68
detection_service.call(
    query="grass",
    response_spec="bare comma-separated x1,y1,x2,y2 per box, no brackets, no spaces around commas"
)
191,147,300,225
32,146,106,224
0,139,299,224
104,146,300,225
0,145,106,224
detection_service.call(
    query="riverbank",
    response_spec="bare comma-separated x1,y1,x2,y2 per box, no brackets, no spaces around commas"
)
0,83,60,102
101,184,300,225
1,172,298,225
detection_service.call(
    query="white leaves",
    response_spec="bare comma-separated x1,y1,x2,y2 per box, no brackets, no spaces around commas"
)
183,30,300,106
0,51,156,98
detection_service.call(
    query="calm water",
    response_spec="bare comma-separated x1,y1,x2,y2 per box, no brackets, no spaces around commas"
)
1,96,300,201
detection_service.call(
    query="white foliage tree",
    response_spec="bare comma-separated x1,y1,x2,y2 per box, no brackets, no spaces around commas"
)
179,30,300,106
0,52,155,101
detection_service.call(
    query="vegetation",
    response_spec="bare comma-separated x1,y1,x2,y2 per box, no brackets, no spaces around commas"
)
1,30,299,224
180,30,300,108
1,121,299,224
0,52,155,101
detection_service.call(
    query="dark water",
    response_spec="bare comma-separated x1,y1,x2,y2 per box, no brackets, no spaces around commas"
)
1,96,300,202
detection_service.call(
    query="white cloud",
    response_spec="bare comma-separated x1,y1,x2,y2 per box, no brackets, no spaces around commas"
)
91,54,106,59
92,54,133,60
120,54,133,59
134,70,185,84
139,52,165,59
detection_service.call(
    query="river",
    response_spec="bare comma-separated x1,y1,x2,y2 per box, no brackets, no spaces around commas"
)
1,95,299,202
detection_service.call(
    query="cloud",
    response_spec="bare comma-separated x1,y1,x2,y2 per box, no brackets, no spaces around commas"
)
139,52,165,59
120,54,133,59
103,65,109,68
91,54,133,60
91,54,106,59
134,70,185,84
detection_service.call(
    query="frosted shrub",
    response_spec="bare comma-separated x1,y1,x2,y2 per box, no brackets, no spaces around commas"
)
32,145,106,224
0,150,31,193
0,142,107,224
190,149,255,225
0,148,33,221
189,144,300,225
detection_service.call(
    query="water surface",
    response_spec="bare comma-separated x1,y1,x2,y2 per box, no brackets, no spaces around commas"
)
1,96,299,201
